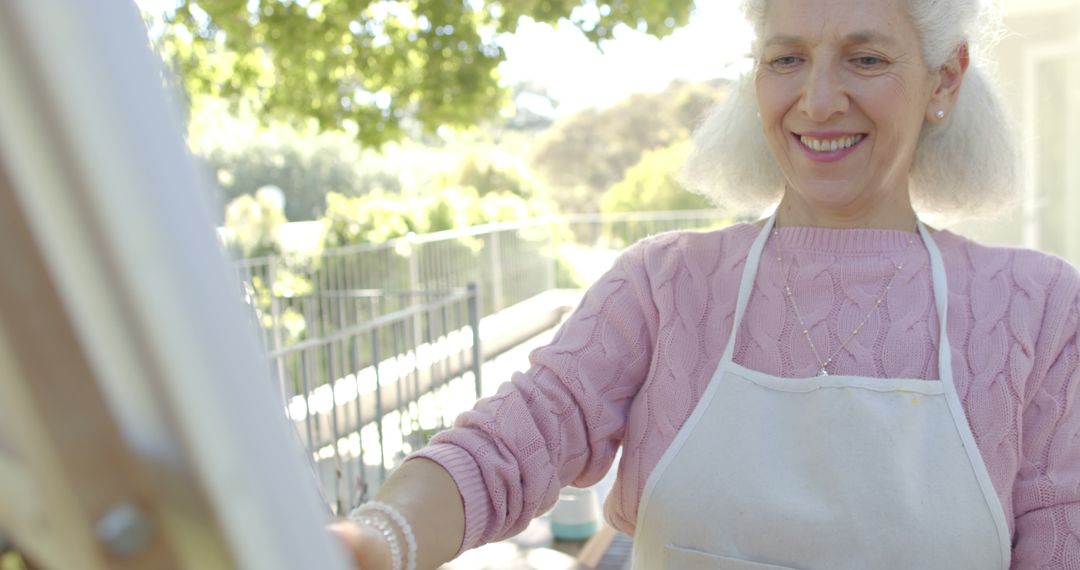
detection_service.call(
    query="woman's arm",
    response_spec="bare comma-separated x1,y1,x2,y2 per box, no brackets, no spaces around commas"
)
339,240,662,568
330,238,662,568
408,240,659,552
1011,267,1080,568
331,458,464,570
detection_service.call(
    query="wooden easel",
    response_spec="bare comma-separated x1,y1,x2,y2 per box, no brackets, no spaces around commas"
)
0,1,351,568
0,146,182,569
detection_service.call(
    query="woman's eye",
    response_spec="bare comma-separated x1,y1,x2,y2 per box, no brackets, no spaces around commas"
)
852,56,886,68
769,56,802,70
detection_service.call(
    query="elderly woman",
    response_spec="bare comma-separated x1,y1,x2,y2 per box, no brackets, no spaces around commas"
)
334,0,1080,567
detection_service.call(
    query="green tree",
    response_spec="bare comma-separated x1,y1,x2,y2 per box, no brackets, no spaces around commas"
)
187,103,476,221
320,190,420,248
598,141,718,248
531,80,727,212
319,186,551,248
201,125,404,220
154,0,695,146
222,186,289,257
600,142,712,213
428,149,543,199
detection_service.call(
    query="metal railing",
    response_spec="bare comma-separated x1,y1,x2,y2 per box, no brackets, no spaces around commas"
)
268,285,482,514
232,210,734,512
235,210,730,353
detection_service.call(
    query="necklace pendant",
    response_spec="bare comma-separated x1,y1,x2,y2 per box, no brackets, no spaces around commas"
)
817,367,829,377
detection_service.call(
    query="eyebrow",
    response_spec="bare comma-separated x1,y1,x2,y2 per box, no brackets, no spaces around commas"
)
763,30,900,49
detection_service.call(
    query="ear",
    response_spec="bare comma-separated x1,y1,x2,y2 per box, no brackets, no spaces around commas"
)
927,43,970,123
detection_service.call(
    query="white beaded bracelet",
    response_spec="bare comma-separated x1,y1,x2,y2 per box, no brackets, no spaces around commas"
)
350,513,402,570
350,501,417,570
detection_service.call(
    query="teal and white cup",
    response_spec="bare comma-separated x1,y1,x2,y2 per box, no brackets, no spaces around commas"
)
550,486,601,541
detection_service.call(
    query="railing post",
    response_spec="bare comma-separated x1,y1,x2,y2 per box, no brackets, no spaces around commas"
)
407,233,424,353
466,282,483,400
327,339,344,514
268,257,287,395
267,260,279,339
371,327,386,484
407,232,420,292
300,350,316,463
488,230,503,312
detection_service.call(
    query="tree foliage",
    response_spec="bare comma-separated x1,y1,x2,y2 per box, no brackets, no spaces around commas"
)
158,0,695,146
202,125,402,221
530,79,727,212
600,141,711,213
426,149,542,199
222,186,289,257
199,116,547,222
320,186,551,249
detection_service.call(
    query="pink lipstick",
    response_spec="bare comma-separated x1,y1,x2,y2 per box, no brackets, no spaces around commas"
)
793,131,866,163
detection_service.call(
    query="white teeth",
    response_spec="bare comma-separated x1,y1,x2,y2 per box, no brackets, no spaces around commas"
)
800,134,864,152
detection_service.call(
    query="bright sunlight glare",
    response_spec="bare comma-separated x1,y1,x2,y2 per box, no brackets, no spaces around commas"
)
496,3,753,114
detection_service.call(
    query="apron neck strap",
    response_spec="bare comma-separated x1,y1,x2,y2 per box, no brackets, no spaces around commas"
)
721,214,953,382
918,220,953,382
720,214,776,364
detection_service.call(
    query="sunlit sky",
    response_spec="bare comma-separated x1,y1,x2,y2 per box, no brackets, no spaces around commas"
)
133,0,753,116
498,4,753,114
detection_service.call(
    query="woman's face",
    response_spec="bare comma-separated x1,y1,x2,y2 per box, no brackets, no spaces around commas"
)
754,0,938,216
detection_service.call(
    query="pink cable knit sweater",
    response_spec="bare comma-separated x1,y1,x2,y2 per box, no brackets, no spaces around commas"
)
410,222,1080,568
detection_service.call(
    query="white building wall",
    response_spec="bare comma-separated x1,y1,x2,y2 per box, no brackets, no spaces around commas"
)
953,1,1080,266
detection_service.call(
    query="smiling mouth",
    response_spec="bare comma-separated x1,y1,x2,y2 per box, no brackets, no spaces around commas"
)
795,133,866,152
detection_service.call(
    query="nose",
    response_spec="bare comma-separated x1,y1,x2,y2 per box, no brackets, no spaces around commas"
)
798,61,849,122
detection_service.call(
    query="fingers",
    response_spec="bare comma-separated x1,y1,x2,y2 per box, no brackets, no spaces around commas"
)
329,520,392,570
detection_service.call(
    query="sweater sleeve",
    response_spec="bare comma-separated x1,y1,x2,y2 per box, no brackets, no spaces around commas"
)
406,242,658,555
1011,264,1080,569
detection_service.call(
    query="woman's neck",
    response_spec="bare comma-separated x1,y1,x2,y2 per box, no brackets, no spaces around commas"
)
774,188,919,232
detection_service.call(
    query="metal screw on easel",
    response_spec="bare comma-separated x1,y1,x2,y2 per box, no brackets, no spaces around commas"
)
96,502,153,557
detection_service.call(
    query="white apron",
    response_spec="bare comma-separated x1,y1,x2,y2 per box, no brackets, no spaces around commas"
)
630,216,1011,569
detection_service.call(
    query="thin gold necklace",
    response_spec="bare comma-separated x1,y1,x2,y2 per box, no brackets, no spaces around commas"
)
773,223,919,377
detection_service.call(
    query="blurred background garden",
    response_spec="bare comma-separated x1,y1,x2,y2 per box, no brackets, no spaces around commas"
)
132,0,1079,283
136,0,746,259
128,0,763,375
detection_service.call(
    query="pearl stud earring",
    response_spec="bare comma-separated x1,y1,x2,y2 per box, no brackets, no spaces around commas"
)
935,110,946,119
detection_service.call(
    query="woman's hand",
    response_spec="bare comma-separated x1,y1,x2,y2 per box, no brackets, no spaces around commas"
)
328,459,466,570
329,520,394,570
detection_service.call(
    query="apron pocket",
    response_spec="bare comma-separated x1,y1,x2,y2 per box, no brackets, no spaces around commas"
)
665,544,799,569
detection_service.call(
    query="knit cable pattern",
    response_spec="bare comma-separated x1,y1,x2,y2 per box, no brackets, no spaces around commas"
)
410,223,1080,567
